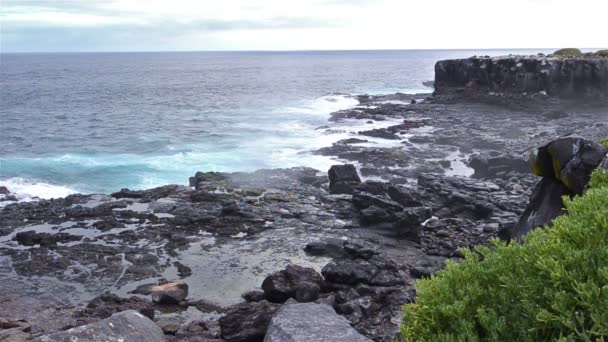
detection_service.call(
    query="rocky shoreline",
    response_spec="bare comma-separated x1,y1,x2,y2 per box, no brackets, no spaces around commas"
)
1,57,607,341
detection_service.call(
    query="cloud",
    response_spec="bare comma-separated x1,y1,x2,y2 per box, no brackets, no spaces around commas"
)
1,0,606,52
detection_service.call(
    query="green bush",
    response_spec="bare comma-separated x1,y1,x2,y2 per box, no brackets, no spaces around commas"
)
596,50,608,57
600,138,608,148
553,48,583,56
588,168,608,189
401,170,608,341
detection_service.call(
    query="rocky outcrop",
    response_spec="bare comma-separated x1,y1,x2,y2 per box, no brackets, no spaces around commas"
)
328,164,362,194
219,301,280,342
506,136,608,240
264,303,371,342
32,310,165,342
434,56,608,100
262,265,324,303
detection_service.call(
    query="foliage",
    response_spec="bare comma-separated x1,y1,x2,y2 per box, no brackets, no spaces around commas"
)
596,50,608,57
588,168,608,189
552,48,583,56
600,138,608,149
401,170,608,341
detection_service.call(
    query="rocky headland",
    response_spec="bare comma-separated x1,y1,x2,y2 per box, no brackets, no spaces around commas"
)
0,55,607,341
434,54,608,101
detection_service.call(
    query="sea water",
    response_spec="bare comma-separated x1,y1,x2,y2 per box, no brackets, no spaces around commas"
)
0,49,550,199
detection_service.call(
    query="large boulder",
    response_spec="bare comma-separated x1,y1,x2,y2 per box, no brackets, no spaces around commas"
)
219,300,280,342
328,165,361,194
505,178,572,240
531,136,607,193
264,303,371,342
32,310,165,342
261,265,324,303
506,136,607,240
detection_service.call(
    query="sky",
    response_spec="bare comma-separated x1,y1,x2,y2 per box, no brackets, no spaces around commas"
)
1,0,607,52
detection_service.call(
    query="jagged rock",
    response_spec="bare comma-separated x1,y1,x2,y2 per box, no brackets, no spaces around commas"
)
506,178,572,240
151,281,188,305
264,303,371,342
0,318,31,341
242,290,266,302
434,56,608,100
261,265,324,303
328,165,362,194
219,300,280,342
322,254,404,287
77,294,154,322
13,231,81,247
0,186,10,195
32,310,165,342
469,153,530,179
394,207,432,241
531,136,607,193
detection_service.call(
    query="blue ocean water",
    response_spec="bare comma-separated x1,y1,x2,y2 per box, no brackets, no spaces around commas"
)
0,49,549,198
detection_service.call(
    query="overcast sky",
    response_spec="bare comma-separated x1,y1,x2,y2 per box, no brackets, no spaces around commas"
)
2,0,607,52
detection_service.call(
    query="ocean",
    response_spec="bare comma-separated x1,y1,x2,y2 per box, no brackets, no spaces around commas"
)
0,49,550,200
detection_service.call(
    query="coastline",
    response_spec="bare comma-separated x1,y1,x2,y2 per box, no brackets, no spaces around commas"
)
1,59,608,340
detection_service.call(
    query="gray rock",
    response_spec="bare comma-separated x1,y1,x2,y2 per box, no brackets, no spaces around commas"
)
328,165,361,194
506,178,571,240
262,264,324,303
151,281,188,304
434,56,608,100
220,300,280,342
264,303,371,342
32,310,165,342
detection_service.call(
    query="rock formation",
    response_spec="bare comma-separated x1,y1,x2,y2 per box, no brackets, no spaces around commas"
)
505,136,608,240
434,56,608,100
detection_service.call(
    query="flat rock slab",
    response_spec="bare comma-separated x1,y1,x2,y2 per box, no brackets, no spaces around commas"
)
32,310,165,342
264,303,371,342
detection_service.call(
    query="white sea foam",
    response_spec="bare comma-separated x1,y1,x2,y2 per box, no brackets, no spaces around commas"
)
0,177,78,203
276,94,359,116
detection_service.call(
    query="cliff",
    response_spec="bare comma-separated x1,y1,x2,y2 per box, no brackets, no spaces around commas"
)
434,55,608,100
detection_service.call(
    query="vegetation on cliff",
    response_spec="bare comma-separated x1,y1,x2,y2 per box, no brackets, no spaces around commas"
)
401,167,608,341
553,48,583,56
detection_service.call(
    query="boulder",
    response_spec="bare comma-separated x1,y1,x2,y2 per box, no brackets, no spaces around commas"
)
151,281,188,304
531,136,607,193
261,265,324,303
264,303,371,342
322,254,404,287
32,310,165,342
0,186,9,195
77,294,154,322
328,165,361,194
507,178,572,240
219,300,280,342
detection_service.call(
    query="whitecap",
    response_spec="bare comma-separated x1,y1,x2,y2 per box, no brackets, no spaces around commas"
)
0,177,78,203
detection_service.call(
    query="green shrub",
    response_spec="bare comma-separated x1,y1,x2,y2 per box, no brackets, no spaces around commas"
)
600,138,608,148
588,168,608,189
553,48,583,56
596,50,608,57
401,170,608,341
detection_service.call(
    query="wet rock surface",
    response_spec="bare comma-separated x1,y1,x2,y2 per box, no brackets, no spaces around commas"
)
265,303,371,342
0,91,606,341
32,310,165,342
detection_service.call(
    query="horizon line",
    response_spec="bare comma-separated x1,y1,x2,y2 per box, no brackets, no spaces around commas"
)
3,47,602,54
